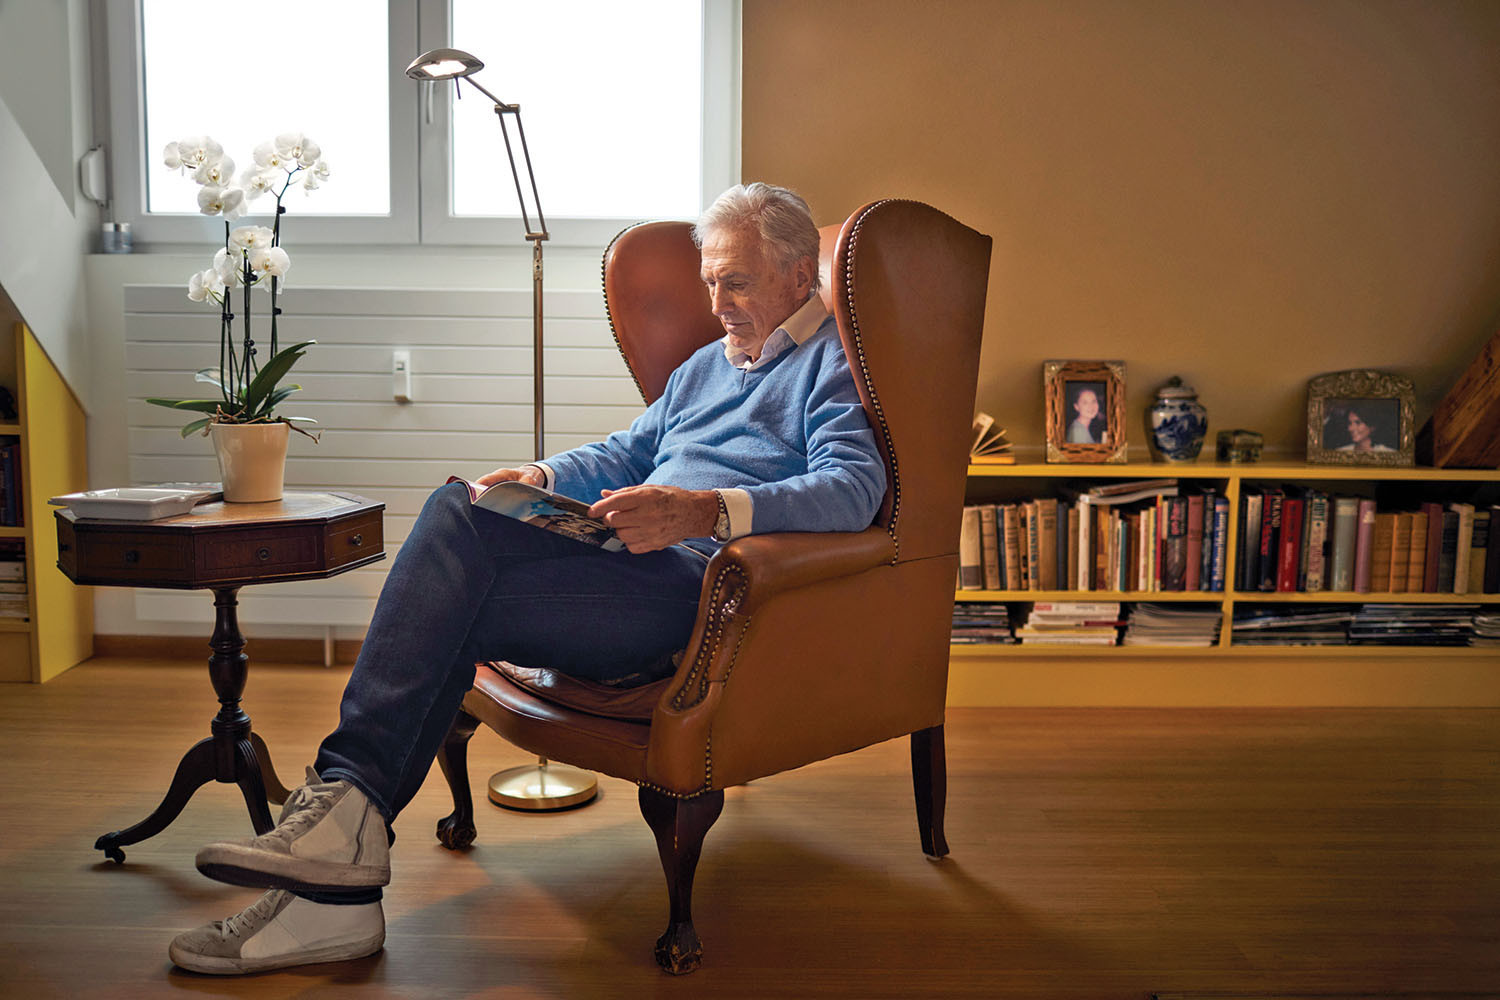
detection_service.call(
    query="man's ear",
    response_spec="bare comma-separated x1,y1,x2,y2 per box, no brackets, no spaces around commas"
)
793,254,817,293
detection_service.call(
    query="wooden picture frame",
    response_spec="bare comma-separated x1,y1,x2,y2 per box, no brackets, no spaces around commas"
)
1306,369,1415,467
1045,360,1127,463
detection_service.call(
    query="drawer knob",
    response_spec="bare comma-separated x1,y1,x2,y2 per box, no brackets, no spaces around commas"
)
350,534,364,547
123,550,139,564
257,547,272,561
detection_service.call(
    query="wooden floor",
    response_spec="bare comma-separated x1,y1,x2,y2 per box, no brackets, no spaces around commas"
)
1,658,1497,999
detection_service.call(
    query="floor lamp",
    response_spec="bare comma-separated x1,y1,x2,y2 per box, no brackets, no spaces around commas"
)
406,47,598,811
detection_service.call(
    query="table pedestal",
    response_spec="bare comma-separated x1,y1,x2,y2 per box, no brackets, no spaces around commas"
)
95,587,291,863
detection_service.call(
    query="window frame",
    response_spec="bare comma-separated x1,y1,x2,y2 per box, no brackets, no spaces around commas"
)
104,0,421,247
105,0,740,249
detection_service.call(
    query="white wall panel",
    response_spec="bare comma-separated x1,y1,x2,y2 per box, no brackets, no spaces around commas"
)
124,283,647,631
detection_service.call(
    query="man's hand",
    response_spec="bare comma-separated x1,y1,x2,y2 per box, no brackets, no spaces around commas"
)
476,465,546,488
590,485,718,554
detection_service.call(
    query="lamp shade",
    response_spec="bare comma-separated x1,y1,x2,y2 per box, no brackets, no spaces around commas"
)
405,47,484,81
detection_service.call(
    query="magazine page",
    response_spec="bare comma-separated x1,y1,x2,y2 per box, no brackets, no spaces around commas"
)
447,476,625,552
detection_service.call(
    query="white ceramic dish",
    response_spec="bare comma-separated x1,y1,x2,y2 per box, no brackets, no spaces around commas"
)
48,486,221,521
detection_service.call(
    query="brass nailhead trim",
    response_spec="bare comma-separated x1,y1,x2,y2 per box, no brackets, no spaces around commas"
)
841,199,904,564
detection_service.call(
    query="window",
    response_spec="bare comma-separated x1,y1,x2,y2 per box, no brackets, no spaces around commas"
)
106,1,741,247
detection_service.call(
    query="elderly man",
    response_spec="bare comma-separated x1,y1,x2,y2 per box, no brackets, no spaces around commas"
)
167,182,886,975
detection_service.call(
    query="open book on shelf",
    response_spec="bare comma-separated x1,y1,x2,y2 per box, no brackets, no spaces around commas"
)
448,476,625,552
969,412,1015,464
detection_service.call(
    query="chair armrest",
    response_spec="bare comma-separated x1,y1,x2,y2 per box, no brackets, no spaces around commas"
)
708,525,896,611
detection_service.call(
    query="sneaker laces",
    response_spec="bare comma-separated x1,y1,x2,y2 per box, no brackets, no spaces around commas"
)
221,890,289,939
268,767,343,841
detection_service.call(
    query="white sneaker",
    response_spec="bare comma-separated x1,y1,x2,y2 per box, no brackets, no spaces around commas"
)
168,889,384,975
196,767,390,892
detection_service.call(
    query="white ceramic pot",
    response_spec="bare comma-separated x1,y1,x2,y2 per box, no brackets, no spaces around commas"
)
210,421,290,502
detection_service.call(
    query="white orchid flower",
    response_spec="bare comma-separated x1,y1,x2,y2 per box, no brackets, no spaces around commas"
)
303,159,331,191
196,185,246,219
187,268,225,303
175,136,223,170
274,132,321,168
193,154,235,188
238,167,280,202
213,247,245,288
229,225,276,251
163,142,184,171
253,141,287,171
249,246,291,282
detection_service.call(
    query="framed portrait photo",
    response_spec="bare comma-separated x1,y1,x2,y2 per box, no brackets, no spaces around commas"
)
1305,370,1415,467
1045,360,1127,463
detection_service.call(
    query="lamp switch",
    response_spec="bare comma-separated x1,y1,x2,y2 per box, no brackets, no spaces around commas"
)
393,350,412,403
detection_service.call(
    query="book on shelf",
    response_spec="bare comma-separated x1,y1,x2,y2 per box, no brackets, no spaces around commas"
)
1469,507,1490,594
1303,492,1330,592
1162,495,1188,592
1419,502,1444,592
1276,493,1304,593
1486,505,1500,594
1452,503,1474,595
978,504,1002,591
1436,508,1460,593
1184,493,1205,592
958,505,983,590
1369,512,1397,593
1353,499,1377,593
1330,496,1359,591
1238,490,1264,591
969,411,1015,464
1257,488,1284,592
1393,511,1416,594
1036,499,1058,590
1209,496,1229,592
0,437,21,527
1003,504,1023,590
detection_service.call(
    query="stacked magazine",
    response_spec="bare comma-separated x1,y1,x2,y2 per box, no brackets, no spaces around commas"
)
950,602,1016,644
1348,604,1479,646
1121,603,1222,646
1473,612,1500,647
1231,605,1355,646
1012,601,1122,646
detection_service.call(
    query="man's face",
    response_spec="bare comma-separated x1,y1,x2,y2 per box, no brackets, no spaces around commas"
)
700,227,815,361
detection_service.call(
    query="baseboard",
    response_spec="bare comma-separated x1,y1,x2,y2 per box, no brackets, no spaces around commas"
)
93,634,364,667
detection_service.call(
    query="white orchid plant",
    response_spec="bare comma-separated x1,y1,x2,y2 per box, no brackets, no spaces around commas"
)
146,133,329,438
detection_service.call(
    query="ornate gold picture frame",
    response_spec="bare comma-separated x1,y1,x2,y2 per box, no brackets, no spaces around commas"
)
1045,360,1127,463
1305,369,1415,466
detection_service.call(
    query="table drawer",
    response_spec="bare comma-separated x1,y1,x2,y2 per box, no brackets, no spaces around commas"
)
76,538,191,582
199,531,319,574
327,513,384,571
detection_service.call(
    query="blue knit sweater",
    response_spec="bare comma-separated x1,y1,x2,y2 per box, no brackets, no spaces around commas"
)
545,316,886,551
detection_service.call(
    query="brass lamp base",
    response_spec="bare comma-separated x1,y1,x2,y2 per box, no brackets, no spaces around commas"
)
487,761,598,811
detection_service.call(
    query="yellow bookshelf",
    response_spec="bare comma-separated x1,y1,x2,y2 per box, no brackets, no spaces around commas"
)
0,323,92,682
949,459,1500,707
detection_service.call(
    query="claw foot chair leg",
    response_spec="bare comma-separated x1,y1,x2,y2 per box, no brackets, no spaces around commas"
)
911,725,950,859
638,786,725,975
435,709,480,850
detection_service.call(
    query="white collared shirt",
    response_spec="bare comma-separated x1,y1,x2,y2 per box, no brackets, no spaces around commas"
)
723,293,830,371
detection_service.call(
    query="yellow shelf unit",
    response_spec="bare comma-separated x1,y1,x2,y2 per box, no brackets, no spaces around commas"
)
949,460,1500,707
0,323,92,683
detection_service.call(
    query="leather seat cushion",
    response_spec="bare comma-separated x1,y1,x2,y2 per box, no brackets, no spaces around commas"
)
485,661,671,722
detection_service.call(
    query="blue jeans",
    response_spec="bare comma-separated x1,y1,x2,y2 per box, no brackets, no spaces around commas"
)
314,482,708,822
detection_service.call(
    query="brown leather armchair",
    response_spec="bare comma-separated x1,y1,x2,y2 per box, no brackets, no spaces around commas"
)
434,199,992,974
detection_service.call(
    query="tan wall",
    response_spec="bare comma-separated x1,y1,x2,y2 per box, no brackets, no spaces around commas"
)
743,0,1500,458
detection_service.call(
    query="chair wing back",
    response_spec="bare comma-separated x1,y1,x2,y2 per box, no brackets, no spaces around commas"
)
822,200,992,565
604,202,992,565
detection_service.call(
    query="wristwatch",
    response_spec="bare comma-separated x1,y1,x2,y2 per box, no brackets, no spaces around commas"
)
711,489,731,542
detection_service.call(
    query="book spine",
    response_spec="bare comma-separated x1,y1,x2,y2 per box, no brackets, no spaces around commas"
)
958,506,983,590
1436,509,1459,593
1469,508,1490,594
1066,504,1079,593
1420,501,1444,592
1353,499,1377,593
1038,499,1058,591
1026,502,1041,591
1276,496,1304,592
1210,496,1229,592
1370,512,1397,593
1094,505,1109,591
1258,491,1282,592
1395,511,1418,594
1452,503,1474,595
1240,491,1263,592
1304,493,1329,592
979,505,1001,591
1184,494,1204,591
1330,497,1358,591
1003,504,1023,591
1164,496,1189,591
1485,504,1500,593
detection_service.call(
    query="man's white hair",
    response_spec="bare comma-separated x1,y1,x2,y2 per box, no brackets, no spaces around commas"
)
693,183,822,292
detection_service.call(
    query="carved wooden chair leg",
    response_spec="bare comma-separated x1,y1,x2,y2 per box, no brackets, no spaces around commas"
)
910,725,950,859
638,786,725,975
435,709,480,850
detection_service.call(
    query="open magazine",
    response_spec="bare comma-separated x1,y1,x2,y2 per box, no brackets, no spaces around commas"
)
447,476,625,552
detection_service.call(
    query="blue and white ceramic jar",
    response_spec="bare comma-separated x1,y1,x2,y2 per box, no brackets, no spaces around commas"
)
1149,376,1209,462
